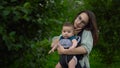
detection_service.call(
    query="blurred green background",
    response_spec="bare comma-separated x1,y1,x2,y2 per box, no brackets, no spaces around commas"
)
0,0,120,68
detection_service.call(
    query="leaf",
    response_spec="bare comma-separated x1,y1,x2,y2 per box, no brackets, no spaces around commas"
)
0,6,4,9
3,9,10,16
23,2,31,9
11,0,17,2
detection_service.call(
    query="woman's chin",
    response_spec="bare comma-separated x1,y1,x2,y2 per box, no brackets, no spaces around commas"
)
75,31,79,34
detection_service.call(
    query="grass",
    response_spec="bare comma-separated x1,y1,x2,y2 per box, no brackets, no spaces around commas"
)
44,51,120,68
90,49,120,68
45,51,59,68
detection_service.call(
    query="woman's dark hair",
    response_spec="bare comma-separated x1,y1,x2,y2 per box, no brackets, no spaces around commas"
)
73,10,99,45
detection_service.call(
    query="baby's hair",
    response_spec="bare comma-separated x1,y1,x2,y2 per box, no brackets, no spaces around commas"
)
63,22,74,29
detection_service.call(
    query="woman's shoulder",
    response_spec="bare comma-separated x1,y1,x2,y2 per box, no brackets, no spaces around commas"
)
82,29,92,35
83,29,91,32
77,29,91,37
81,29,93,41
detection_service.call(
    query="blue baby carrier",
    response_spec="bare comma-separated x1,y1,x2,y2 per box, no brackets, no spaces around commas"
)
59,36,81,49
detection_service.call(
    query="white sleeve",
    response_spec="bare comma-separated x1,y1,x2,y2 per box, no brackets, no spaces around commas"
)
81,30,93,55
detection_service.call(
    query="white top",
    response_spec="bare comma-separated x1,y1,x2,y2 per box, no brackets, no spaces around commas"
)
79,30,93,68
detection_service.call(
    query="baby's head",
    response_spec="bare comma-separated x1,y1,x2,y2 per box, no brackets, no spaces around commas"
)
62,22,74,38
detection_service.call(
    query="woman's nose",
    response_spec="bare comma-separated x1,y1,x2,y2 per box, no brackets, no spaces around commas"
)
77,20,81,24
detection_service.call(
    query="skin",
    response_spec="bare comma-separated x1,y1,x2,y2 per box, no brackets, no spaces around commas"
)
62,26,74,39
57,13,89,55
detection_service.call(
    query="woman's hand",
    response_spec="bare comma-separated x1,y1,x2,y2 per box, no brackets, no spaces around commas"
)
74,28,82,34
57,43,65,54
75,28,82,31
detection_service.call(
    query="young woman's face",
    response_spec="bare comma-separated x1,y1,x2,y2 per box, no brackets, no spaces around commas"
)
74,13,89,30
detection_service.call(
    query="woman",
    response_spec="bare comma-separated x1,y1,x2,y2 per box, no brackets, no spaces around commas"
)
55,10,99,68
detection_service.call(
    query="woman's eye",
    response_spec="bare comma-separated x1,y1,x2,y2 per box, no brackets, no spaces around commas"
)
79,16,81,20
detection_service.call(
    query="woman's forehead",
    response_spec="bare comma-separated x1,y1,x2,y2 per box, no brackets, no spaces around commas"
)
79,13,89,23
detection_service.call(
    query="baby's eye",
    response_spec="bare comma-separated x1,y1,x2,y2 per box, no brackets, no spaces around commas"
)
68,31,71,33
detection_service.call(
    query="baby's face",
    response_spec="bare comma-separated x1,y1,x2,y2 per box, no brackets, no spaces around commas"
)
62,26,74,38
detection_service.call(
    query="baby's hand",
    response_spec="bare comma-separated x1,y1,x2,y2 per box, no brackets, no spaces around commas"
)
57,42,61,46
48,49,54,54
51,43,54,48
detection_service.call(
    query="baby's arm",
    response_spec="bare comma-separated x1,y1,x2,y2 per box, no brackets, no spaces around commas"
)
51,36,59,48
48,44,58,54
69,39,77,50
48,37,59,54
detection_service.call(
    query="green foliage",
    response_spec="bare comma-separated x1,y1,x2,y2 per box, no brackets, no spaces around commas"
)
9,39,50,68
0,0,83,67
45,52,59,68
0,0,120,67
90,48,120,68
0,0,49,67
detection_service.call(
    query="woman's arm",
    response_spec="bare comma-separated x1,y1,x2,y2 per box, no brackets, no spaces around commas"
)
57,44,87,54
